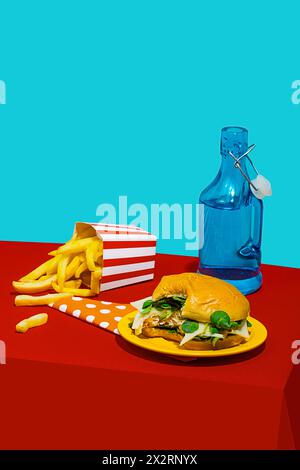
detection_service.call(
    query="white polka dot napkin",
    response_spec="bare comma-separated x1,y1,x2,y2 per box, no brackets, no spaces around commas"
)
48,296,138,334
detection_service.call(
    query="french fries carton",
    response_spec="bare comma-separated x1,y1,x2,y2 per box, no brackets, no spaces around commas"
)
75,222,157,291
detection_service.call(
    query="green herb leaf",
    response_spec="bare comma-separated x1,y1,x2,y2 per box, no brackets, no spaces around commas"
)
210,311,232,330
142,299,153,309
182,321,199,334
210,326,219,335
141,306,152,314
159,302,173,309
247,320,252,328
151,296,186,312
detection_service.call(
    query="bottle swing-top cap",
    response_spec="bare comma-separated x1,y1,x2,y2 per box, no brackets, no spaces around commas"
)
222,127,272,200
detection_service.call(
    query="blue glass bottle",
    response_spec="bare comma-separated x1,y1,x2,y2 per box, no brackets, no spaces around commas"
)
198,126,263,295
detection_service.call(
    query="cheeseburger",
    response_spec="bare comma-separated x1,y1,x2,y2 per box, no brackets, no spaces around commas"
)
131,273,251,350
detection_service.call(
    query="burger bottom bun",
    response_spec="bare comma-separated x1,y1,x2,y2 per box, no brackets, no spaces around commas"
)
142,327,246,350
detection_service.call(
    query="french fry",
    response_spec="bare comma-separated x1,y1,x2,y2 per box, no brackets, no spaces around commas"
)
65,255,82,280
56,237,99,255
15,293,72,307
52,280,82,291
49,239,73,256
64,279,82,289
19,257,57,282
86,240,100,271
14,232,104,301
48,250,58,256
75,261,88,278
91,268,102,295
12,275,56,294
57,255,70,290
52,282,94,297
46,254,62,274
16,314,48,333
39,274,55,281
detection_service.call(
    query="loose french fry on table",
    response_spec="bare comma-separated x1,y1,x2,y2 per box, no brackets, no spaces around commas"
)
16,314,48,333
15,293,72,307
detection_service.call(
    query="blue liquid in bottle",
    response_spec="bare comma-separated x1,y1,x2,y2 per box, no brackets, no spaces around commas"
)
198,127,263,295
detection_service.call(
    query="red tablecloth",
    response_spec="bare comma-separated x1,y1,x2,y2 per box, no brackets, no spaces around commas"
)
0,241,299,450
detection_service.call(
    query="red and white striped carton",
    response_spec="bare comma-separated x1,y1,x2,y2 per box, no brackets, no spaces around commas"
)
74,222,157,291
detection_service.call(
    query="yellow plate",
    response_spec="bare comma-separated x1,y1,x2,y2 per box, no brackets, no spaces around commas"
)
118,313,267,358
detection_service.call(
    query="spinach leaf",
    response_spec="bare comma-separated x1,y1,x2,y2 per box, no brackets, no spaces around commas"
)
158,302,173,309
210,311,232,330
151,296,186,312
142,299,153,309
182,320,199,334
210,311,248,331
210,326,219,335
141,306,152,314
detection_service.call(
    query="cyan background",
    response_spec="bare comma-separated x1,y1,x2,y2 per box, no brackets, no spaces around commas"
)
0,1,299,268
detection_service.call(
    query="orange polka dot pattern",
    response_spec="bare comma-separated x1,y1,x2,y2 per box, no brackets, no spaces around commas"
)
48,296,138,334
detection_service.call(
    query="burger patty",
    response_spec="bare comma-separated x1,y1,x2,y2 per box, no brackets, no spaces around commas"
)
142,326,245,350
143,311,182,329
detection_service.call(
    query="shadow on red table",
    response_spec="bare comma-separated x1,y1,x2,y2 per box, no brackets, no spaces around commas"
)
115,334,266,367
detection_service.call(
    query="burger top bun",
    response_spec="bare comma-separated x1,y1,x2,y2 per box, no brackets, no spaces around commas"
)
152,273,250,323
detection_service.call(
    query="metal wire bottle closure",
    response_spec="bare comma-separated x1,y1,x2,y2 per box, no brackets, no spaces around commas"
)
228,144,258,191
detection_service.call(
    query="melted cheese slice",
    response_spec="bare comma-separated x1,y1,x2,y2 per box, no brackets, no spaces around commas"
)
132,312,152,336
180,320,249,346
230,320,250,338
180,323,207,346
